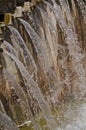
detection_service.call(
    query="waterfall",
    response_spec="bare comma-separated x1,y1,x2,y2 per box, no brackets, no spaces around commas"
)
0,0,86,130
19,18,61,100
44,0,86,95
19,18,50,71
4,50,57,130
8,26,37,75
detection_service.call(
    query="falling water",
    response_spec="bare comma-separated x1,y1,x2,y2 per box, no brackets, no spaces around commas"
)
3,69,43,130
19,18,61,100
0,100,6,114
8,26,37,75
44,0,86,96
4,50,57,130
0,0,86,130
36,6,58,71
76,0,86,23
19,18,50,71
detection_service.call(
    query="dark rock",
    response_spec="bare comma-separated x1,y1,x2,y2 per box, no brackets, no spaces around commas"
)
0,0,16,14
17,0,25,6
0,48,3,53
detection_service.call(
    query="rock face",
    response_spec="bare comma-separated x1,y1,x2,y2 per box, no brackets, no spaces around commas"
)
0,0,86,129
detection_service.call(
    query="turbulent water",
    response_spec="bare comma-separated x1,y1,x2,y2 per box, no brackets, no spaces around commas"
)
19,100,86,130
0,0,86,130
57,101,86,130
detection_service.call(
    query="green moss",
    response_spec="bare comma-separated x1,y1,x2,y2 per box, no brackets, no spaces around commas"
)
39,118,47,128
20,124,33,130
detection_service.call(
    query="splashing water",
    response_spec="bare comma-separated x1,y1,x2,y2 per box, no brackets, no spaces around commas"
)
44,0,86,97
4,50,57,130
0,0,86,130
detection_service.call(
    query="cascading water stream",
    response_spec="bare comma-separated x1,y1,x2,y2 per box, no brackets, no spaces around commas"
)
8,26,37,75
76,0,86,24
8,25,59,93
0,100,6,114
3,41,16,55
19,18,61,99
18,18,50,71
0,0,86,130
44,0,86,96
36,6,58,71
4,50,57,130
36,5,74,99
3,69,42,130
59,0,76,31
3,69,30,114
